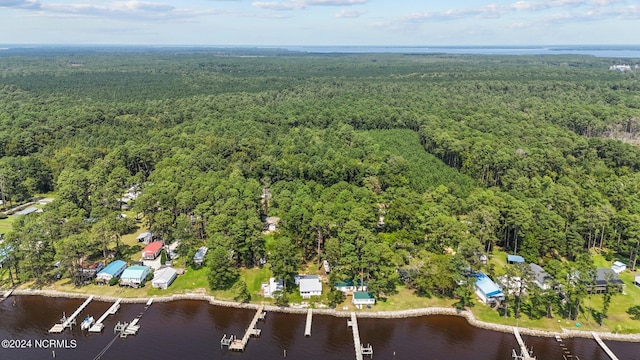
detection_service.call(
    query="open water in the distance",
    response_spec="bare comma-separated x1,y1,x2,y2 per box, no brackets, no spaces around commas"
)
1,296,639,360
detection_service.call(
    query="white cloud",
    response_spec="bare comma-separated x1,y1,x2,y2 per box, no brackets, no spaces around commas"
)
335,8,364,18
2,0,220,20
252,1,303,10
0,0,40,9
252,0,367,11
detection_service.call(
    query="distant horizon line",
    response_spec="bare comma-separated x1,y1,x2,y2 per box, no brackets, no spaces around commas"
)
1,44,640,48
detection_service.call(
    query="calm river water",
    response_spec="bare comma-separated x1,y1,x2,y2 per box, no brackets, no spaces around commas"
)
1,296,639,360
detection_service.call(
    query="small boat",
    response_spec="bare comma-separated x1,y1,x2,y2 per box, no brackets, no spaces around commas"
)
81,316,95,331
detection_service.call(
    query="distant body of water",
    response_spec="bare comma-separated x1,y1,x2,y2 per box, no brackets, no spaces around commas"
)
1,296,640,360
283,45,640,58
1,45,640,58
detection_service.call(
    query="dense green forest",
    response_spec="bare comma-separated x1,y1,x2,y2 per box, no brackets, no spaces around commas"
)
1,47,640,322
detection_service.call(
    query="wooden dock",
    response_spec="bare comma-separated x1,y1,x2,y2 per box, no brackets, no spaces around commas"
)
228,305,266,351
513,328,536,359
0,289,13,303
347,312,373,360
305,308,312,337
592,332,619,360
89,298,122,332
49,295,94,333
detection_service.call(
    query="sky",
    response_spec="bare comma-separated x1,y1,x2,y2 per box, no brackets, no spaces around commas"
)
0,0,639,46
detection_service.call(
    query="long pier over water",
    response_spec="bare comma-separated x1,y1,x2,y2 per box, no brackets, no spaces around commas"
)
592,332,619,360
89,298,122,332
49,295,94,333
228,305,266,351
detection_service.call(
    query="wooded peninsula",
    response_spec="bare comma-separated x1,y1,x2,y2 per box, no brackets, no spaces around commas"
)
1,47,640,333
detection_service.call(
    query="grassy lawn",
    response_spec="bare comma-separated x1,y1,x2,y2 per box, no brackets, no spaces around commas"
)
0,216,16,235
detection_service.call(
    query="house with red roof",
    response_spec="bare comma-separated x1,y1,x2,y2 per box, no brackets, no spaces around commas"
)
142,241,163,260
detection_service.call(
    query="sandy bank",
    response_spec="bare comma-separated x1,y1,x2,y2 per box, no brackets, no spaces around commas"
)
9,288,640,343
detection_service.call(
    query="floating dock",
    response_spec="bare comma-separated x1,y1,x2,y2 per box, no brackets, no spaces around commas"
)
347,312,373,360
89,298,122,332
592,332,619,360
49,295,94,333
114,318,140,338
227,305,266,351
304,308,312,337
513,328,536,359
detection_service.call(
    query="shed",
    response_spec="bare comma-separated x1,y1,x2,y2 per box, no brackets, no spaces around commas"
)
136,231,153,244
635,275,640,287
142,241,163,260
612,261,627,274
474,272,504,304
298,275,322,298
96,260,127,284
507,254,525,264
120,265,150,288
352,291,376,306
151,267,177,289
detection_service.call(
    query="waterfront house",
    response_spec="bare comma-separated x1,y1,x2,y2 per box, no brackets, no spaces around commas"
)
612,261,627,274
352,292,376,306
589,268,625,294
507,254,525,264
193,246,208,266
261,277,284,298
77,261,104,284
297,274,322,298
142,241,163,260
120,265,150,288
474,272,504,304
334,279,367,295
529,263,553,290
151,266,177,289
96,260,127,284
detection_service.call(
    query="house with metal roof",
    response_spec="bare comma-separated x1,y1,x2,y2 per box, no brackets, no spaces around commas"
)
261,277,284,298
96,260,127,284
193,246,208,266
142,241,163,260
151,267,177,289
474,272,504,304
120,265,150,288
507,254,525,264
590,268,625,294
612,261,627,274
529,263,553,290
297,274,322,298
352,291,375,306
334,279,367,295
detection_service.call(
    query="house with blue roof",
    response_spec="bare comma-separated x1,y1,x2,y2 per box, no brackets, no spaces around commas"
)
96,260,127,284
474,272,504,304
120,265,150,288
507,254,525,264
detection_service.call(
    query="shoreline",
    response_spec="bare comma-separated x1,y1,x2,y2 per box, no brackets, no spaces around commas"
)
9,288,640,343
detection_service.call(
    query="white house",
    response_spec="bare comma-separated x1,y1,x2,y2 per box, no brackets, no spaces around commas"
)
297,275,322,298
151,267,177,289
261,277,284,298
352,291,375,306
612,261,627,274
